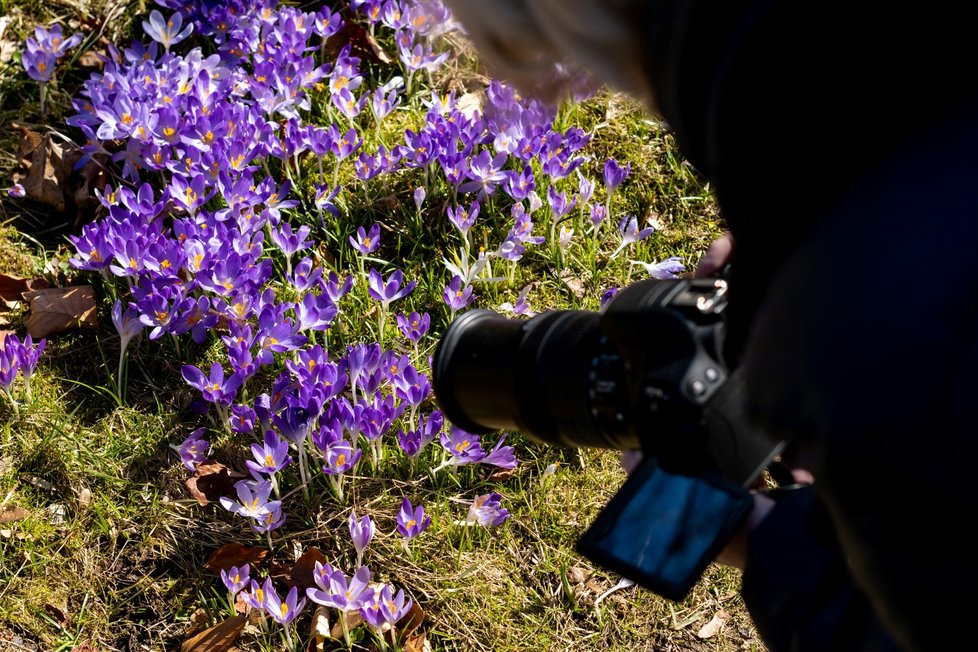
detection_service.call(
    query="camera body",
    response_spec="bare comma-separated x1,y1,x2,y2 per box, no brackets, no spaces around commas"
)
433,277,778,483
433,277,783,599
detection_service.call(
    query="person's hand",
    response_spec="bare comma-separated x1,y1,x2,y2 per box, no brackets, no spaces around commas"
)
694,232,734,278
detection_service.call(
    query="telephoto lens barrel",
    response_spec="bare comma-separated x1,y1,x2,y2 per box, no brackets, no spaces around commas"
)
432,308,634,449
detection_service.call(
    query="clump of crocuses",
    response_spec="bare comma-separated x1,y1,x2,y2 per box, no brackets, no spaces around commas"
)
22,24,83,113
0,334,46,415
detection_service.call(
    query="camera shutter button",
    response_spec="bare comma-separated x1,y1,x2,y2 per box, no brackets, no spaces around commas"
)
689,379,707,397
705,367,720,383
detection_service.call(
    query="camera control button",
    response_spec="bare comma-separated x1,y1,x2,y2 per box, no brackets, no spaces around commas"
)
705,367,720,383
689,379,707,397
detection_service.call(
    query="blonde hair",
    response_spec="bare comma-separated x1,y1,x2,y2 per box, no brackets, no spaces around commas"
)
443,0,655,106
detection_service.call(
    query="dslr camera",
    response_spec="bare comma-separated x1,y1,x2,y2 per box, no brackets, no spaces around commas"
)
432,277,783,600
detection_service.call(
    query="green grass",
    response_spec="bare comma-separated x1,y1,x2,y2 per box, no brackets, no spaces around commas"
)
0,3,762,651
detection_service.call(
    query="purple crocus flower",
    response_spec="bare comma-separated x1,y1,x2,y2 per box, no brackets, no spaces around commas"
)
308,559,338,598
314,184,341,217
396,312,430,343
505,166,536,201
350,223,381,256
631,256,686,279
30,24,84,58
396,498,431,539
324,272,354,303
367,269,416,308
307,565,371,613
273,403,315,446
466,492,511,527
176,427,209,472
182,362,244,405
295,292,338,332
447,201,479,237
230,404,257,434
480,434,518,469
600,287,620,309
413,187,426,211
459,150,509,196
578,172,595,206
440,427,485,465
263,582,307,626
219,479,276,520
0,348,19,396
240,579,268,612
246,430,293,478
547,186,577,221
349,510,374,565
291,257,323,292
142,10,194,52
392,366,430,407
220,564,250,595
590,204,607,228
8,184,25,198
270,222,313,258
397,428,423,457
372,84,402,123
22,48,56,83
12,334,45,397
443,275,474,312
170,296,218,344
500,285,532,317
331,126,362,160
323,439,362,475
419,410,443,446
360,584,413,631
610,216,655,259
22,24,82,83
602,158,631,191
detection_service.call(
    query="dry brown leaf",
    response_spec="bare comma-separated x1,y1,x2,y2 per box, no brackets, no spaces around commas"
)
396,601,425,638
185,461,246,507
0,507,28,523
0,16,15,65
566,566,592,585
13,124,43,164
559,269,586,299
324,21,392,65
76,49,104,68
44,602,67,624
22,133,70,212
330,610,364,639
326,21,394,65
204,543,269,576
0,330,14,346
10,124,107,227
307,605,331,651
288,548,327,589
403,631,431,652
187,608,210,635
696,610,730,639
0,274,49,302
181,614,246,652
24,285,97,338
486,467,518,482
69,642,98,652
233,592,250,615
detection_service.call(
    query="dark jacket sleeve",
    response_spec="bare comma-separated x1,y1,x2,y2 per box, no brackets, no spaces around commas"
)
741,487,899,652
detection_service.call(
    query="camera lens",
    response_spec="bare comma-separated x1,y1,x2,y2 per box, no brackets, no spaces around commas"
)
432,309,635,449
